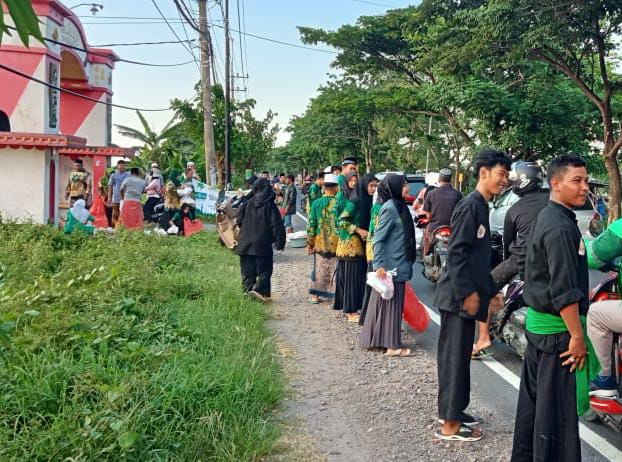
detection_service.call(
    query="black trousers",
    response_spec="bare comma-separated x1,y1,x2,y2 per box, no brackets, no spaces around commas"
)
437,310,476,421
239,255,273,297
143,197,161,222
511,331,581,462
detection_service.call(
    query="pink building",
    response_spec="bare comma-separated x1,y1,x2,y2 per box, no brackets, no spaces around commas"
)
0,0,133,224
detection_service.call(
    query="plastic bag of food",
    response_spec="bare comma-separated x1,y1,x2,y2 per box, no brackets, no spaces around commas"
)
366,269,396,300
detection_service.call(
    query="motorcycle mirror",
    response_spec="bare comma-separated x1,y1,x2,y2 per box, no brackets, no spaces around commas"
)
588,217,605,238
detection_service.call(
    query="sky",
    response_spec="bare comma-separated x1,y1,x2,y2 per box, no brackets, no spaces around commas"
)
72,0,416,148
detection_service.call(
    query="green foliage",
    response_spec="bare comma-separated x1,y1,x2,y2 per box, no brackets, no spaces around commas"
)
288,0,612,179
0,0,43,46
0,225,283,460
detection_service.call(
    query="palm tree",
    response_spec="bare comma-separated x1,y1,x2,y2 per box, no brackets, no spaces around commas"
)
115,111,180,166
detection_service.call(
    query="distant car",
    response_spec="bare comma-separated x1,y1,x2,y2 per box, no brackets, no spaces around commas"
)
375,172,426,205
489,180,607,261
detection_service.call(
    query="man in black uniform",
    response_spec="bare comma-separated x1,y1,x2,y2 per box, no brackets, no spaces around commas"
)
434,149,510,442
422,167,462,256
511,155,590,462
473,162,549,357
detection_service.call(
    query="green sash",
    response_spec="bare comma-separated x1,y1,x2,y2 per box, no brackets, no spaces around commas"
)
526,308,600,416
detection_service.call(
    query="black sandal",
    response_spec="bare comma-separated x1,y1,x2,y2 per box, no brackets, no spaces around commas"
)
434,424,482,442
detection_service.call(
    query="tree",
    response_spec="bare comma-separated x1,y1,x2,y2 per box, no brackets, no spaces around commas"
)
0,0,43,46
462,0,622,218
115,111,180,166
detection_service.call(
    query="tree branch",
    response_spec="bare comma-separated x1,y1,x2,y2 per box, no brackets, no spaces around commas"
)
532,48,604,111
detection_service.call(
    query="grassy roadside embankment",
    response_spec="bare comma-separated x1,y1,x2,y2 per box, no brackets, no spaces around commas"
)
0,224,283,461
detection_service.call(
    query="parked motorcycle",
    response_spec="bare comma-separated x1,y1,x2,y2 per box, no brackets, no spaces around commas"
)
415,215,450,283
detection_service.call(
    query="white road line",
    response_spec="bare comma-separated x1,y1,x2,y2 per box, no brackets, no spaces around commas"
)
422,303,622,461
299,208,619,458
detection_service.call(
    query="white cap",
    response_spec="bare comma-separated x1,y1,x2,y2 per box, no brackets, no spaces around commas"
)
187,161,195,168
324,174,339,185
151,162,158,168
323,166,332,173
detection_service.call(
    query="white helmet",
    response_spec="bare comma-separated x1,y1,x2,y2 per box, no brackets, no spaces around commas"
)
425,172,439,187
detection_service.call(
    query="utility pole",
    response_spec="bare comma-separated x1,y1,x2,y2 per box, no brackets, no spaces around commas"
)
224,0,232,187
198,0,217,187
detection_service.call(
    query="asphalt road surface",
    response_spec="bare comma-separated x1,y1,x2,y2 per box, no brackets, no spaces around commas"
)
293,210,621,461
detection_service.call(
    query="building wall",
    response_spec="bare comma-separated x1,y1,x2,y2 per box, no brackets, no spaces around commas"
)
0,148,47,223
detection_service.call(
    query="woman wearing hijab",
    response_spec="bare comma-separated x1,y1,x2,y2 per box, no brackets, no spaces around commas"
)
64,199,96,235
143,168,163,222
235,178,286,302
333,173,375,322
360,174,416,356
359,179,390,326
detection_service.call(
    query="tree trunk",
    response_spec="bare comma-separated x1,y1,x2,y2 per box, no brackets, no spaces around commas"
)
601,109,621,222
604,143,621,222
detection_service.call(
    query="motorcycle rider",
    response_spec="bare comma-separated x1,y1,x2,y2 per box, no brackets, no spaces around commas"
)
473,162,549,358
414,171,439,216
422,168,462,257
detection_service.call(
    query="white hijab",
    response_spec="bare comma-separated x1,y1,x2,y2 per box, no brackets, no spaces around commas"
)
70,199,90,224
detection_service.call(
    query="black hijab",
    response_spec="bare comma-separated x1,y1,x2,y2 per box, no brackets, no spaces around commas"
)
342,172,359,201
382,175,416,261
251,178,275,207
355,173,377,231
376,180,391,204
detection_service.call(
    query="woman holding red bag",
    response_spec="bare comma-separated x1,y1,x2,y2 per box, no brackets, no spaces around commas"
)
360,174,416,357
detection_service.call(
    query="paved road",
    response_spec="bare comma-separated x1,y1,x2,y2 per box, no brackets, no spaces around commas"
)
293,209,621,461
410,265,621,462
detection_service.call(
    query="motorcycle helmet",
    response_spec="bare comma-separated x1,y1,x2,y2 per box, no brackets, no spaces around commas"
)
509,162,543,196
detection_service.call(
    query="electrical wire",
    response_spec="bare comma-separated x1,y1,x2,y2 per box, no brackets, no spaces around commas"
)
236,0,247,97
4,24,196,67
149,0,197,59
92,39,197,47
0,62,172,112
174,0,201,73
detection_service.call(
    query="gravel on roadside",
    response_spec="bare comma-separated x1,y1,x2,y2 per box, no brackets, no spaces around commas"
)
268,247,513,462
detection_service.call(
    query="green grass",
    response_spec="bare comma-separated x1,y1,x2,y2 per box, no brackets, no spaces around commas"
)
0,225,283,461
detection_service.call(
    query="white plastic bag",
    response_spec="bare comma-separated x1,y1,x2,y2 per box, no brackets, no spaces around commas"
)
366,269,397,300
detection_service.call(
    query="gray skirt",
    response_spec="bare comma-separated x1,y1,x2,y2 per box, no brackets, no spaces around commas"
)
359,281,406,350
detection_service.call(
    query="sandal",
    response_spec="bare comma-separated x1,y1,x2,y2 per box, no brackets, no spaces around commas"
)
471,349,493,360
434,424,482,442
384,348,413,357
308,299,320,305
438,412,481,427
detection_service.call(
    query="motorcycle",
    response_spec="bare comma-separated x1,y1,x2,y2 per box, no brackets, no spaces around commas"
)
415,215,451,283
586,269,622,432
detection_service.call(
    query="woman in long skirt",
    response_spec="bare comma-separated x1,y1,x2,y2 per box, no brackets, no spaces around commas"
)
333,172,368,322
307,174,340,302
361,175,416,356
360,180,390,325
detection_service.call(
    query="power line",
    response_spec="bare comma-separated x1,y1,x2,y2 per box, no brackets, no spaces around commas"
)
149,0,197,60
92,39,197,47
0,62,172,112
236,0,247,98
78,15,222,22
5,24,196,67
174,0,201,74
352,0,396,7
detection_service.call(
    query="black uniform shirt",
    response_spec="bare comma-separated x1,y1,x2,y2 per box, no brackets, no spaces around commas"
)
423,184,463,232
434,190,497,322
503,189,549,277
523,201,589,316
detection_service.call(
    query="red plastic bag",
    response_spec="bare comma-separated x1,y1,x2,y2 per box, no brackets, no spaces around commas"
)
278,207,287,218
89,194,110,228
403,283,430,333
183,217,203,236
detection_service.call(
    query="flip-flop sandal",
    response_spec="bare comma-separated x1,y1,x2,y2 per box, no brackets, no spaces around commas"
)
308,299,320,305
471,349,493,360
438,413,481,427
434,425,482,442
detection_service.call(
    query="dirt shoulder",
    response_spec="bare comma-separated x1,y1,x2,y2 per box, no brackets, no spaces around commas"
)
268,247,513,462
